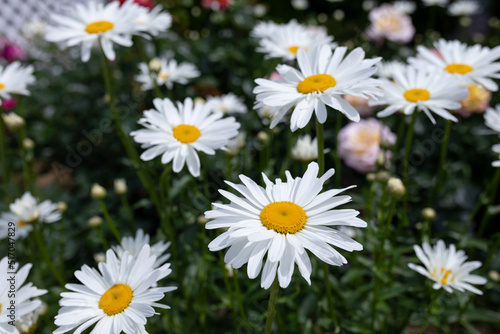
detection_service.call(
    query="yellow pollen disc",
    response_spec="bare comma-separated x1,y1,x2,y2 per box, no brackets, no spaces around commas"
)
158,73,169,80
260,201,307,234
288,45,300,55
99,284,133,316
444,63,474,75
403,88,431,103
297,74,337,94
85,21,114,34
0,83,4,90
173,124,201,144
17,221,26,227
439,268,453,285
0,303,2,314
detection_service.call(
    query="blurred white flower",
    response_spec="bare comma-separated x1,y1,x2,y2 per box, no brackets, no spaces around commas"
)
0,212,32,240
22,19,47,41
484,104,500,133
114,178,128,195
291,0,309,10
135,57,200,90
492,144,500,167
393,1,416,14
91,183,107,199
291,134,318,162
409,240,487,294
226,132,246,156
448,0,481,16
16,301,48,334
0,62,35,102
207,93,247,114
134,4,172,37
422,0,449,6
2,112,25,131
112,229,171,268
456,84,491,116
366,4,415,44
375,60,406,80
10,192,61,225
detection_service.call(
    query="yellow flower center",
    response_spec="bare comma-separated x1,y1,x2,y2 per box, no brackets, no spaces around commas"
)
403,88,431,103
297,74,337,94
288,45,300,55
260,201,307,234
0,83,4,90
439,268,453,285
173,124,201,144
99,284,133,316
444,63,474,75
18,221,26,227
158,73,169,80
85,21,114,34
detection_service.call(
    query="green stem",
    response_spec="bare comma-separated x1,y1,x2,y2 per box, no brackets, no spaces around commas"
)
477,168,500,237
218,251,236,329
59,213,66,271
391,116,407,171
233,270,247,322
419,289,440,334
402,112,418,222
120,194,136,232
99,199,121,243
34,222,65,286
0,117,9,200
334,112,342,187
264,277,280,334
316,119,325,174
96,225,110,249
17,127,33,193
428,120,451,205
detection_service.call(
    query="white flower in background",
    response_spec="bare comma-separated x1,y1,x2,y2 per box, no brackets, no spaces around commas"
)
112,229,171,268
254,45,382,130
131,98,240,177
366,4,415,44
422,0,449,6
408,240,487,294
252,19,334,61
226,132,246,156
448,0,481,16
2,112,25,131
375,60,406,80
409,39,500,92
250,21,279,40
15,301,47,334
338,118,396,173
456,83,491,116
207,93,247,114
291,135,318,162
0,62,35,102
9,192,61,225
393,1,417,14
0,212,32,240
134,4,172,37
291,0,309,10
45,0,142,61
484,104,500,134
54,246,176,333
371,65,469,123
492,145,500,167
205,162,366,289
22,19,47,41
0,257,47,334
114,178,128,195
135,57,200,90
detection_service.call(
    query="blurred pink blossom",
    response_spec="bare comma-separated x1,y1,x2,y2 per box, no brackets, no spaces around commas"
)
116,0,155,8
344,95,374,117
269,71,284,82
201,0,232,11
1,97,17,111
0,38,26,62
338,118,396,174
366,4,415,44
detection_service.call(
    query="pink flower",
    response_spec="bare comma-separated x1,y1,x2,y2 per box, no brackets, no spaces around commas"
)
1,98,18,111
201,0,232,11
344,95,374,117
0,38,26,62
366,4,415,44
115,0,155,8
338,119,396,174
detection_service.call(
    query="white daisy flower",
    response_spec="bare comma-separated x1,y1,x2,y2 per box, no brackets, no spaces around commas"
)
492,144,500,167
0,212,32,240
254,44,382,130
422,0,449,6
448,0,481,16
135,57,199,90
134,4,172,37
0,62,35,102
9,192,61,225
408,240,487,295
253,19,335,61
205,162,366,289
291,134,318,162
370,65,469,124
131,98,240,177
54,246,176,334
0,257,47,334
250,21,279,40
409,39,500,92
484,104,500,134
112,229,171,268
393,1,417,14
45,0,143,62
207,93,247,114
375,60,406,79
15,301,47,334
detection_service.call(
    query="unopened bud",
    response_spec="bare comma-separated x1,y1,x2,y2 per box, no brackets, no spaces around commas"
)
197,215,209,224
489,270,500,282
23,138,35,149
421,207,436,221
194,97,205,105
94,253,106,263
88,216,103,228
386,177,406,198
2,112,25,131
114,179,127,195
38,301,49,316
376,171,390,183
57,202,68,212
366,173,376,182
91,183,107,199
225,263,234,277
376,152,385,167
148,58,162,72
257,131,269,142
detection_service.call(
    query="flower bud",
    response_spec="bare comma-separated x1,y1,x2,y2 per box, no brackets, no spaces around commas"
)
57,202,68,212
88,216,103,228
91,184,106,199
23,138,35,150
421,207,436,221
197,215,209,224
257,131,269,142
94,253,106,263
489,270,500,282
376,171,390,183
366,173,376,182
114,179,127,195
2,112,25,131
225,263,234,277
386,177,406,198
194,97,205,105
376,152,385,167
148,57,162,72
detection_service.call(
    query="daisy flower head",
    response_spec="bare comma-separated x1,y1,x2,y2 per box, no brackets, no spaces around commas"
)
291,134,318,162
9,192,62,226
253,19,335,61
409,39,500,91
250,21,279,40
133,4,172,37
135,57,200,90
484,104,500,134
54,245,176,334
366,3,415,44
112,229,171,268
492,144,500,167
253,44,382,131
408,240,487,294
0,257,47,334
131,97,240,177
0,212,32,240
0,62,35,102
370,65,469,124
205,162,367,289
375,60,406,80
207,93,247,114
45,0,144,62
448,0,481,16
